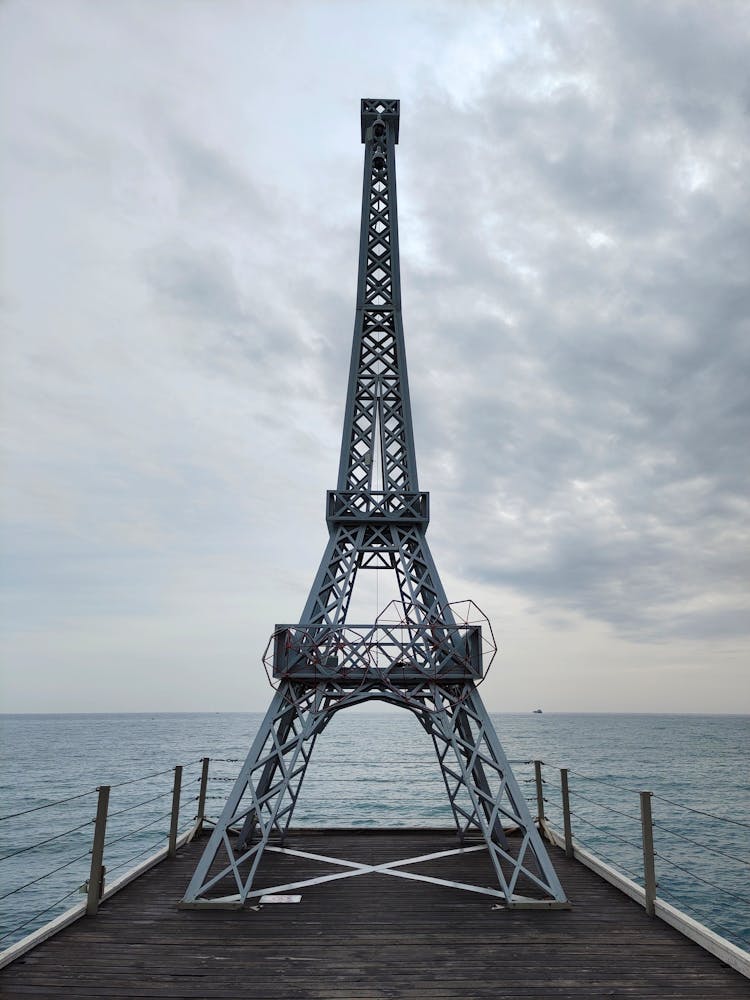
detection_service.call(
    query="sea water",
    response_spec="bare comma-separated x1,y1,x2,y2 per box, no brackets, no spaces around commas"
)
1,711,748,951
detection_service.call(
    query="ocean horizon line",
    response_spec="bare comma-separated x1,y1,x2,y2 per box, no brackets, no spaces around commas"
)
2,709,749,718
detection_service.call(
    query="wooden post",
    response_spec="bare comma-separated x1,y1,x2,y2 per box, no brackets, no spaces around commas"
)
560,768,573,859
196,757,210,834
86,785,110,916
640,790,656,916
168,766,182,858
534,760,545,826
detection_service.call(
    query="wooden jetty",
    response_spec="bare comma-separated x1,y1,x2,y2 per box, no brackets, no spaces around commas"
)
2,828,748,999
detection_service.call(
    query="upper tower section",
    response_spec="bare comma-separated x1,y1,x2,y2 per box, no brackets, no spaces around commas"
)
361,98,400,143
337,98,418,494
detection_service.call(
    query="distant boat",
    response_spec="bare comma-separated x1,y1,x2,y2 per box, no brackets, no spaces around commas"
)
533,709,543,714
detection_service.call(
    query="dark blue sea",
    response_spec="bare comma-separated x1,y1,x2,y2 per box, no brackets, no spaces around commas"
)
1,711,748,952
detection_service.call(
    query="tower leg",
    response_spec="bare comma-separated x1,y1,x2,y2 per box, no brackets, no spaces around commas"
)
236,702,318,850
182,682,566,907
429,684,566,903
181,683,319,905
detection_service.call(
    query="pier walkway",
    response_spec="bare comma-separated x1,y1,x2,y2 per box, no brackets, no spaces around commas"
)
1,829,748,999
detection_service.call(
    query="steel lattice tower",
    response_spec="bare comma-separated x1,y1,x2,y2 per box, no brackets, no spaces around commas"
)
182,100,567,909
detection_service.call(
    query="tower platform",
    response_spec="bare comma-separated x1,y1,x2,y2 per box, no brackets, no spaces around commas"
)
2,828,748,999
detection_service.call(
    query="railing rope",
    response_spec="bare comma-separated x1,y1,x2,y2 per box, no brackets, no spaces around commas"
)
640,790,657,916
1,758,206,950
540,760,749,951
86,785,110,916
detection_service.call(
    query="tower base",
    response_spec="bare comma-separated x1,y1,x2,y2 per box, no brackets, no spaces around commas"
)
180,681,567,907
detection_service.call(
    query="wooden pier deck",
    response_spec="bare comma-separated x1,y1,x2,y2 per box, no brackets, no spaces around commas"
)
1,829,748,999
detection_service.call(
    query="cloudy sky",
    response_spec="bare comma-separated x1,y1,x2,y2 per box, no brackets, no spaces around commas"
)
1,1,748,714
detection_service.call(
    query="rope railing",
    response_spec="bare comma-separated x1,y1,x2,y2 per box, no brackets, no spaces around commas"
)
652,820,750,868
298,776,457,784
103,808,175,850
652,851,750,906
561,765,750,830
0,818,95,863
563,829,644,883
565,787,642,823
566,767,641,796
0,759,205,826
106,774,203,819
103,782,202,879
650,793,750,830
560,803,644,853
106,787,176,819
0,788,99,823
656,883,748,945
559,772,750,868
0,849,92,903
0,886,82,945
0,757,212,951
107,765,183,790
535,760,750,950
103,835,172,878
547,771,750,865
208,756,539,766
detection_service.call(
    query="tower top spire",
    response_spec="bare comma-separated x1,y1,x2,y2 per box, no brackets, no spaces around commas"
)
361,98,400,143
339,94,413,495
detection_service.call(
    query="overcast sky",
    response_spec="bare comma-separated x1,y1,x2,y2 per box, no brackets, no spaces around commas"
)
1,1,748,714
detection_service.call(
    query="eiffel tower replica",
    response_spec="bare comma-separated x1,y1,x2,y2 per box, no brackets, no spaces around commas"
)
182,99,567,909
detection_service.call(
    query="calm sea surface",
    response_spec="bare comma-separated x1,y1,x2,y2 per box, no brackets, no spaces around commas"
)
1,711,748,951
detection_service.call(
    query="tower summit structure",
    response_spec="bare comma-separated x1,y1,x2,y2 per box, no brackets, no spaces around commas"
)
182,100,567,908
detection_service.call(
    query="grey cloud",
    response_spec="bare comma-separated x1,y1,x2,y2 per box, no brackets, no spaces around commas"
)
146,245,246,323
162,124,273,223
400,2,750,642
